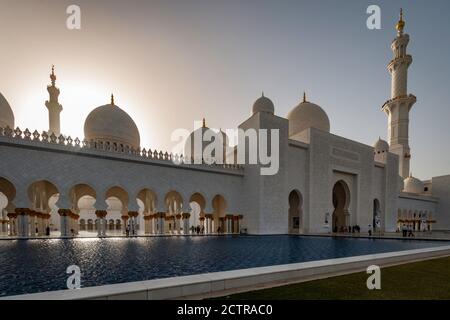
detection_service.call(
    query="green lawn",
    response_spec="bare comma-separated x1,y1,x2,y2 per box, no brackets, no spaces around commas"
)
217,256,450,300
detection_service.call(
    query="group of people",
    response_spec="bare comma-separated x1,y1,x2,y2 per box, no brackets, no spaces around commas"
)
190,225,205,235
334,225,361,233
400,224,414,237
125,226,137,237
35,226,51,236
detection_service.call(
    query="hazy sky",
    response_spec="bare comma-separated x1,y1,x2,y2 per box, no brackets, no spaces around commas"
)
0,0,449,180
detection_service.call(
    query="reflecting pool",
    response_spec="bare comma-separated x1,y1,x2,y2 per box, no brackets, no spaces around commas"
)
0,235,447,297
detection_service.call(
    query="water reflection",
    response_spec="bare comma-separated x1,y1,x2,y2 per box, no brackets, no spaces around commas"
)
0,235,446,297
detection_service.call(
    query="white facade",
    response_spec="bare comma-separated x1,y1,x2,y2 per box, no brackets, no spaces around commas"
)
0,10,449,237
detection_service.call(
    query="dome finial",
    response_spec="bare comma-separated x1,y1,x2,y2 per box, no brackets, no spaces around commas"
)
396,8,405,34
202,117,206,128
303,91,307,103
262,91,264,97
111,93,115,106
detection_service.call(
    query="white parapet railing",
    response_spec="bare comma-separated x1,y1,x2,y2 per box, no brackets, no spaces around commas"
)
0,125,243,173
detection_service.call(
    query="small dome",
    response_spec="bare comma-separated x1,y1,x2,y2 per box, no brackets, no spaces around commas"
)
84,96,140,149
252,93,274,115
0,92,15,129
403,174,424,194
287,93,330,137
374,138,389,154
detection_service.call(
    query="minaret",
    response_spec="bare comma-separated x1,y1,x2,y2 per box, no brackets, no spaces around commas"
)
382,9,416,179
45,65,63,136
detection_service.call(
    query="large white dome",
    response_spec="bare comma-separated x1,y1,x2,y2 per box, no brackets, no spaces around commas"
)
403,175,424,194
287,94,330,137
84,98,140,149
0,92,15,129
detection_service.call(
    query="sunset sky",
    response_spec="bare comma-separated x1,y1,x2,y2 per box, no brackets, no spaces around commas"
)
0,0,449,179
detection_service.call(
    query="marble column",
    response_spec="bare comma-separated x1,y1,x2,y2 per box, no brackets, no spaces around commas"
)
182,213,190,235
143,215,150,234
204,214,213,234
121,215,129,235
225,215,234,234
238,215,243,234
58,209,72,237
175,214,181,234
43,213,51,235
199,217,205,234
36,213,43,236
95,210,107,237
73,213,80,235
16,208,30,238
158,212,165,234
7,212,17,236
152,215,157,234
29,211,37,237
128,211,138,236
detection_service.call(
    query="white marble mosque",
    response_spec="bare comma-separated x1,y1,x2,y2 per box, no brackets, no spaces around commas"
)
0,10,449,238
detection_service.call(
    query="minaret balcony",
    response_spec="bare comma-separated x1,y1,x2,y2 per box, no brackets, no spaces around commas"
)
381,94,416,112
387,55,412,72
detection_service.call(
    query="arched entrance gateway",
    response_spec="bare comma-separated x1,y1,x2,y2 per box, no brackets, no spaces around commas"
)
332,180,350,233
288,190,303,233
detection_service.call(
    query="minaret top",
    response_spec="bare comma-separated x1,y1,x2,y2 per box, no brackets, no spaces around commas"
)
396,8,405,35
50,65,56,87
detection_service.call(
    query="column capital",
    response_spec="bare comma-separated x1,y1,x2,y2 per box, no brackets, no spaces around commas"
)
7,212,17,219
204,213,213,219
58,208,72,216
182,212,191,219
156,212,166,219
95,210,107,218
121,215,129,221
15,208,30,215
175,214,182,219
128,211,139,218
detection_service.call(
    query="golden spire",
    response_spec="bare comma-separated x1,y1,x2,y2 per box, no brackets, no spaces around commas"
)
111,93,115,105
202,117,206,128
396,8,405,34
